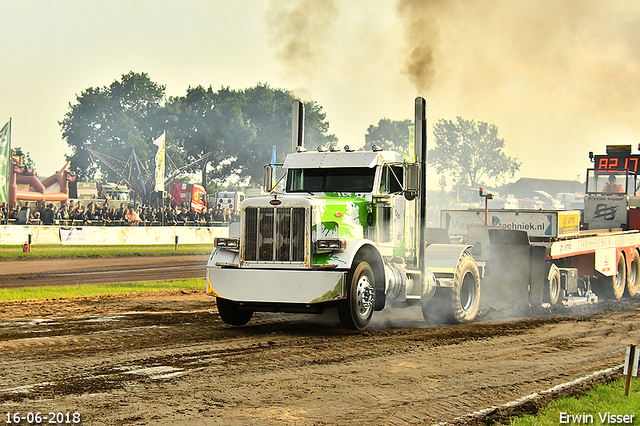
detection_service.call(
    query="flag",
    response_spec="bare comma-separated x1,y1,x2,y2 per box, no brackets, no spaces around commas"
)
153,132,166,192
0,120,10,204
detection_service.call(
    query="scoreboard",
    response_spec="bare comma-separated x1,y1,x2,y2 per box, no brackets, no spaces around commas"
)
594,155,640,173
594,145,640,173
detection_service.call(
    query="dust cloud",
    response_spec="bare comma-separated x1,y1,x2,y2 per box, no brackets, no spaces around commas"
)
396,0,446,94
265,0,640,182
265,0,338,82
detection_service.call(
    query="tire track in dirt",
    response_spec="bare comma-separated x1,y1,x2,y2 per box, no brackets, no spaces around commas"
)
1,302,638,421
0,293,638,425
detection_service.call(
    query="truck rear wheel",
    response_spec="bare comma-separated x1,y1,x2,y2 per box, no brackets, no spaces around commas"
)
544,264,561,306
422,252,480,324
338,261,375,330
216,297,253,326
596,251,626,300
626,250,640,298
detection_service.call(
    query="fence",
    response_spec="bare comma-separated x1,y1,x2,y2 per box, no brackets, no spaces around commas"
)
0,225,229,246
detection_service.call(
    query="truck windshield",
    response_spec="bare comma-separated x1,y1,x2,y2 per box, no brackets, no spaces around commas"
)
287,167,376,193
586,169,639,195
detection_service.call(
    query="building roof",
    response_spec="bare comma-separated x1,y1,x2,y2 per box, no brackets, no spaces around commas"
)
499,178,584,198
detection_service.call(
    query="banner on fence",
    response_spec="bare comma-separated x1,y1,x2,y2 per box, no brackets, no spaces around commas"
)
1,225,228,245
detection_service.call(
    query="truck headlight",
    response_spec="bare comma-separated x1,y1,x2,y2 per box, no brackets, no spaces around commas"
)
315,239,346,252
215,237,240,251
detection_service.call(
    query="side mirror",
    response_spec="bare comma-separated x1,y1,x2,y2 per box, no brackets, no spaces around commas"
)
404,163,419,200
263,165,274,193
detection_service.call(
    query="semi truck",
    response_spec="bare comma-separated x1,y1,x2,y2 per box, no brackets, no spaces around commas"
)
206,98,639,330
169,183,208,213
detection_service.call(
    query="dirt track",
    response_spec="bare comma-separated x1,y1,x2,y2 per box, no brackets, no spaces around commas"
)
1,280,639,425
0,255,209,288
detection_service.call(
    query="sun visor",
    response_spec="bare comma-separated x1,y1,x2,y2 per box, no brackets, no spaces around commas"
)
283,151,402,169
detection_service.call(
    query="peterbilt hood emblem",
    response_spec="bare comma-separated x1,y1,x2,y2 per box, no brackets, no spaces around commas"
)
269,199,282,206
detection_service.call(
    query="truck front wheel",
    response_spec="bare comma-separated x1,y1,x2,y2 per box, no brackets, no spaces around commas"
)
216,297,253,326
338,261,375,330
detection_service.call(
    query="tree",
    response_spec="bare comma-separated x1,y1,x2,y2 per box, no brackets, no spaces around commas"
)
61,75,337,193
429,117,520,188
365,118,413,154
167,85,255,191
60,72,169,185
239,84,336,185
170,83,336,188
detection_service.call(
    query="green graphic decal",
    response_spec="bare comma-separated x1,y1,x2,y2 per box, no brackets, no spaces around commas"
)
313,252,348,265
315,196,370,239
310,277,344,303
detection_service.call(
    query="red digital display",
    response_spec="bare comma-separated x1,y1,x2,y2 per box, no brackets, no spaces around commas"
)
595,155,640,173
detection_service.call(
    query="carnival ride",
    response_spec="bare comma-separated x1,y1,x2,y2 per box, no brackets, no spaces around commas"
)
8,153,76,207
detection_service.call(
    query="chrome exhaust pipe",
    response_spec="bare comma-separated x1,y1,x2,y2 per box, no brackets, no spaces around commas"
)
414,97,427,275
291,100,305,153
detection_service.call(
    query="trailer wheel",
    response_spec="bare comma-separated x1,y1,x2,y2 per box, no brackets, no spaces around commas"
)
597,251,626,300
626,250,640,298
544,264,561,306
422,252,480,324
338,261,375,330
216,297,253,326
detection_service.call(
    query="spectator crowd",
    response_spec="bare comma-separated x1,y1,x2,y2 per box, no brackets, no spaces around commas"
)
0,201,239,227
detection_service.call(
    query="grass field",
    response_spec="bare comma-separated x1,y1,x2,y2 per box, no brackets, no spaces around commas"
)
510,377,640,425
0,278,205,302
0,244,212,259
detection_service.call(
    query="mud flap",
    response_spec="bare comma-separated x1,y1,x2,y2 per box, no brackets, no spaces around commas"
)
529,245,546,307
481,229,531,312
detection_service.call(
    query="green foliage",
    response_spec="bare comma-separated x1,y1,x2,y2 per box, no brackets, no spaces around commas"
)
430,117,521,188
0,244,212,259
365,118,412,154
167,85,254,190
0,279,204,302
510,377,640,425
61,75,337,191
60,71,167,182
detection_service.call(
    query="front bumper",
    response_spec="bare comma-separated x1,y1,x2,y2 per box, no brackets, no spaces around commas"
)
206,267,346,304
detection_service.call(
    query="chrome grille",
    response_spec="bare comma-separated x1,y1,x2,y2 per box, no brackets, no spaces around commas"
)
244,207,306,263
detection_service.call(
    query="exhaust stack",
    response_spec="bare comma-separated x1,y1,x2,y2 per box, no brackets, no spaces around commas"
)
291,100,305,153
414,97,427,274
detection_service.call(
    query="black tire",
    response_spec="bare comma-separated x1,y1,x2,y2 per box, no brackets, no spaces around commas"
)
626,250,640,298
595,251,626,300
544,264,561,306
422,252,481,324
216,297,253,326
338,261,375,330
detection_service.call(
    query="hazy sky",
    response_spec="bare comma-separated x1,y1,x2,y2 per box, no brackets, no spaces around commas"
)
2,0,640,189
